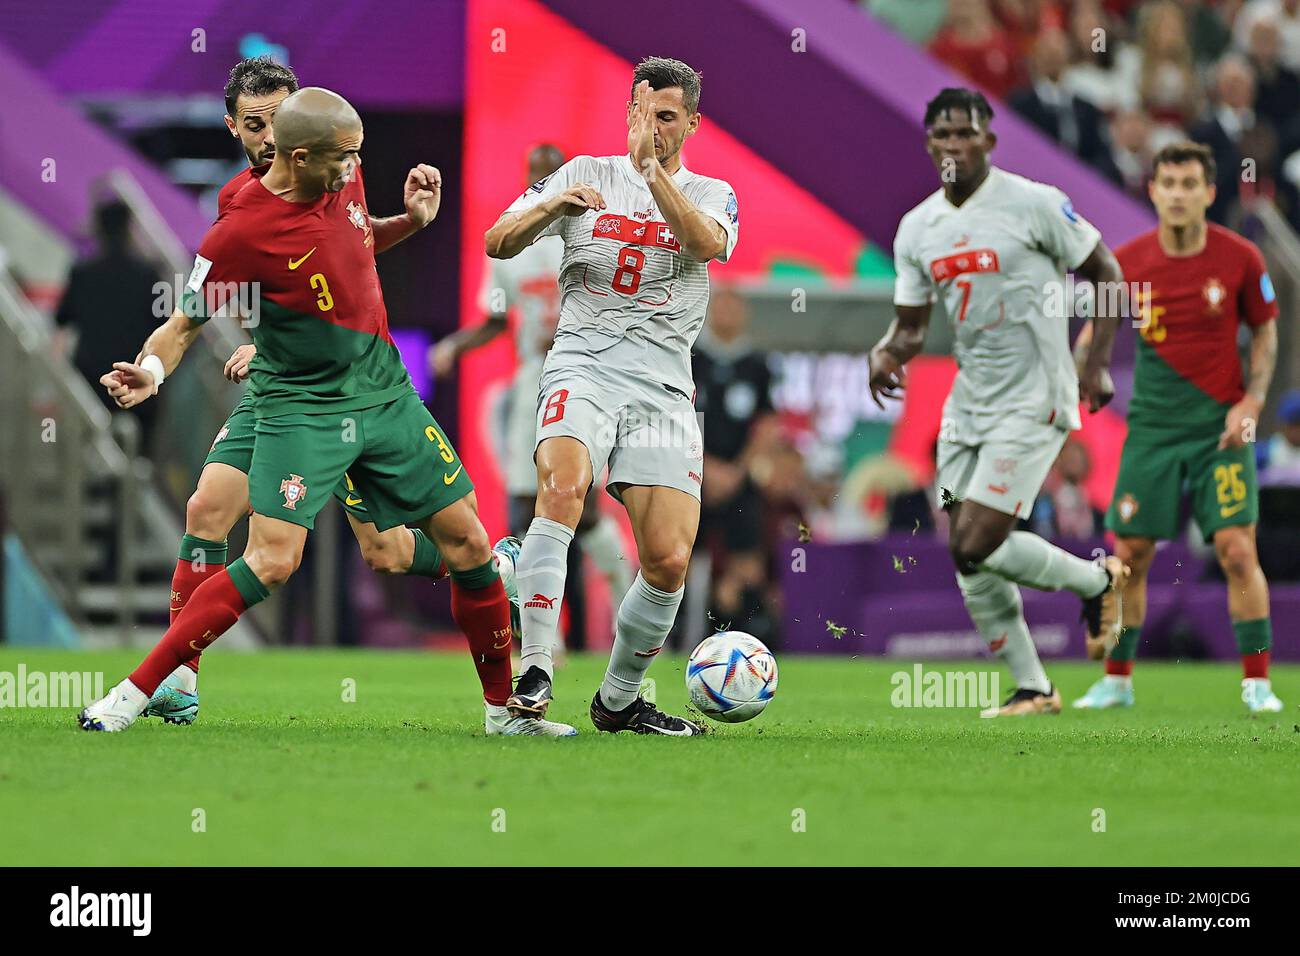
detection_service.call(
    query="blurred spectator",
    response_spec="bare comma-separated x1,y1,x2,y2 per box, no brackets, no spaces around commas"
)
1096,108,1158,197
1029,439,1103,539
1135,1,1203,131
1190,54,1258,222
1259,389,1300,483
1175,0,1235,64
693,287,781,645
867,0,950,45
1243,16,1300,132
1009,28,1111,165
1062,0,1141,113
1233,0,1300,71
55,200,163,449
929,0,1028,98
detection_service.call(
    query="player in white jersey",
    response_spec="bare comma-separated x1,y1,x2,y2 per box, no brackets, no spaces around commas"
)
869,88,1131,717
432,146,632,634
484,57,738,735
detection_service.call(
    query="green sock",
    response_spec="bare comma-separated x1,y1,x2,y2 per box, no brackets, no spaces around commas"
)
1109,625,1140,662
449,557,499,590
1233,618,1271,656
227,557,271,608
179,534,228,566
407,529,445,578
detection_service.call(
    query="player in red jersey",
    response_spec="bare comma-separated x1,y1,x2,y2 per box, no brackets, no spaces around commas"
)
1073,142,1283,713
80,88,568,736
142,58,521,726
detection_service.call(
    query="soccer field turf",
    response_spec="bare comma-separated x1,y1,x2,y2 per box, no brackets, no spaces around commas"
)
1,648,1296,866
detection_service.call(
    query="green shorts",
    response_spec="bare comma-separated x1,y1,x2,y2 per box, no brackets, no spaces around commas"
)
246,390,473,531
204,392,372,522
1105,420,1257,543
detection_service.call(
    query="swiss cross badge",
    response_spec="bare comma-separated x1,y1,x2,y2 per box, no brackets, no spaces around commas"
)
280,474,308,510
346,200,373,247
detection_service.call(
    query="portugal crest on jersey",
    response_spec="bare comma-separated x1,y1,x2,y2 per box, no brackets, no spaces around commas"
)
346,200,373,247
1116,493,1139,523
1202,277,1226,315
280,474,308,510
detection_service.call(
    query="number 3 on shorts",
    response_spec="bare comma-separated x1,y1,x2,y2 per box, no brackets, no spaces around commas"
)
542,388,569,426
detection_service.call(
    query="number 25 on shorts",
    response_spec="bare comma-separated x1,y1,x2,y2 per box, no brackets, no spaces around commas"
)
542,388,569,426
1214,463,1247,517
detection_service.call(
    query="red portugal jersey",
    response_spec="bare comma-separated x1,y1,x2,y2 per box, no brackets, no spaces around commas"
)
1116,223,1277,430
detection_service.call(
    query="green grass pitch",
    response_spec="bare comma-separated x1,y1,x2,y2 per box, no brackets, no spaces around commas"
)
1,648,1296,866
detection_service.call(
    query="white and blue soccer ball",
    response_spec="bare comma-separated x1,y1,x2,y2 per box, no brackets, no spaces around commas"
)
685,631,778,723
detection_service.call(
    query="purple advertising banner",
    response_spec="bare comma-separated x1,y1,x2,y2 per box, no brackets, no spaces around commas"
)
0,0,464,109
781,536,1300,661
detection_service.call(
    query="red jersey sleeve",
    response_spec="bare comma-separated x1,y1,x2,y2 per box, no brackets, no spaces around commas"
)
181,216,257,323
1239,241,1278,328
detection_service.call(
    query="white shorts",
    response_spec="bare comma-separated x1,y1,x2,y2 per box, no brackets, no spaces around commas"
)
504,359,544,497
936,418,1069,518
535,361,704,502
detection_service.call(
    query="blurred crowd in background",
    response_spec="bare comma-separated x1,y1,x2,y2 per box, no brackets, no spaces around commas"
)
17,0,1300,649
870,0,1300,229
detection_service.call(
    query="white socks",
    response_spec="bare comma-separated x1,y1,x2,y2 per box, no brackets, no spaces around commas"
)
516,517,575,678
957,571,1050,694
981,531,1108,597
599,572,684,710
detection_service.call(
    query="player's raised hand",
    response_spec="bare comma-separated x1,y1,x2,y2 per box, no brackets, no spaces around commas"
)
99,361,157,409
1078,366,1115,413
549,183,605,217
627,79,657,175
224,343,256,382
404,164,442,227
868,347,908,409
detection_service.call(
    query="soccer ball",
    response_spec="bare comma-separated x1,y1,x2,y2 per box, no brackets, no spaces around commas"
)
685,631,778,723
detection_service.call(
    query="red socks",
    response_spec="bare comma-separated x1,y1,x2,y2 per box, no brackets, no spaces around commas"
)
131,569,250,696
1104,658,1134,677
170,557,225,673
1242,650,1270,680
450,578,514,706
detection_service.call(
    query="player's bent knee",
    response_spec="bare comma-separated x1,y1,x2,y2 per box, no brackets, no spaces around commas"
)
360,540,404,575
1214,529,1258,580
244,550,300,590
186,489,238,541
949,538,994,576
640,543,691,590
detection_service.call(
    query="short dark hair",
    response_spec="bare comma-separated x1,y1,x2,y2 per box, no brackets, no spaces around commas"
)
223,56,299,117
1151,141,1216,184
924,87,995,127
632,56,702,113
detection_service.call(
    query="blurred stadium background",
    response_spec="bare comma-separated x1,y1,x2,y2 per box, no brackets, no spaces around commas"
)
2,0,1298,663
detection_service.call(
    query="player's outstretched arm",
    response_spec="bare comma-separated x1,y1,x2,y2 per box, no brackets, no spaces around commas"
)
485,184,605,259
1072,240,1124,412
868,304,931,409
101,307,204,409
372,165,441,254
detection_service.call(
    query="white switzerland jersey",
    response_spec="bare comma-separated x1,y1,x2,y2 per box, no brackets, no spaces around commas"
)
504,153,738,396
477,238,563,367
892,166,1101,438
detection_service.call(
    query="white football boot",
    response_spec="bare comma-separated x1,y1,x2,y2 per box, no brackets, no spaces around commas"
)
485,704,577,737
1242,678,1284,714
78,679,149,732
